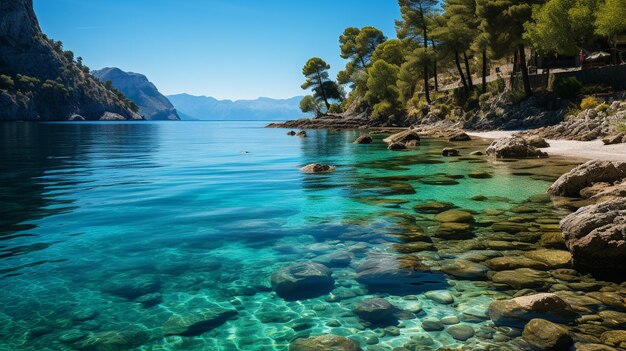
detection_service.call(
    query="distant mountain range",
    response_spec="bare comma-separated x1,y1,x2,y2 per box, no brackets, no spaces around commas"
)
167,94,305,121
92,67,180,121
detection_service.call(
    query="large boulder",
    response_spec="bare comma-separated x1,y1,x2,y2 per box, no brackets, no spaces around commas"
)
486,136,548,159
355,255,446,293
548,160,626,197
560,198,626,279
290,335,362,351
488,293,577,328
383,129,421,145
522,319,573,351
271,261,334,300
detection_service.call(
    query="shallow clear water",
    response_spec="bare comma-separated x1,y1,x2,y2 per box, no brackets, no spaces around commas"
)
0,121,583,350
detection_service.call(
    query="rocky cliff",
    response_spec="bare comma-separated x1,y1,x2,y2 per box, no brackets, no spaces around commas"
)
0,0,141,121
92,68,180,121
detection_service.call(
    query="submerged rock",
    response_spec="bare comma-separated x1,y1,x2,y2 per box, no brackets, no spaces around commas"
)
355,255,446,293
486,136,548,159
524,249,572,269
163,308,238,336
435,210,475,223
560,198,626,279
425,290,454,304
548,160,626,197
446,324,475,341
488,293,577,328
522,319,573,351
490,268,551,289
435,222,474,240
271,261,334,300
75,329,150,351
300,163,336,174
388,142,407,151
287,130,296,136
439,259,489,279
354,298,399,324
289,335,362,351
101,274,161,300
413,201,456,214
468,171,493,179
422,317,444,331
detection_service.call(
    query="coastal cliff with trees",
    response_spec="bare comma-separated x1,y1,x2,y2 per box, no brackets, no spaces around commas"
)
272,0,626,139
0,0,141,121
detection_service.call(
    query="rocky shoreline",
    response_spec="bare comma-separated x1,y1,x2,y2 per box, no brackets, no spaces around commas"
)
280,129,626,351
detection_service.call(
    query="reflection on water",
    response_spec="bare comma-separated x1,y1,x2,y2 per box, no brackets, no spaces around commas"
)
0,121,602,351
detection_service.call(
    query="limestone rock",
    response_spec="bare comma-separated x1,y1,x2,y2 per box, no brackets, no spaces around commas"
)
560,198,626,278
548,160,626,197
522,319,573,351
383,129,420,144
486,136,548,159
488,293,577,328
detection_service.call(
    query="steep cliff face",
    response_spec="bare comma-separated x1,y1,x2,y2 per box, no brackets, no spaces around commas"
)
0,0,141,121
92,68,180,121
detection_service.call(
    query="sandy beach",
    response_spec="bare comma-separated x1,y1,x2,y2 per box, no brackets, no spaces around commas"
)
467,131,626,162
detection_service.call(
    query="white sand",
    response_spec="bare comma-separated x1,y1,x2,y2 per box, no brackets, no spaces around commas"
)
467,131,626,162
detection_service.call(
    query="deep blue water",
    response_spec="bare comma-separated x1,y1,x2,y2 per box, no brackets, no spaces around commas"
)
0,121,581,350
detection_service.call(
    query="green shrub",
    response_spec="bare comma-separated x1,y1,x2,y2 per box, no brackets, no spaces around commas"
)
597,103,610,112
580,96,602,110
17,74,40,90
551,76,582,99
63,50,74,62
0,74,14,90
328,103,342,114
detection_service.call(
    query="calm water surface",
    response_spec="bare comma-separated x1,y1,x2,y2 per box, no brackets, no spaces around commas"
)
0,121,583,350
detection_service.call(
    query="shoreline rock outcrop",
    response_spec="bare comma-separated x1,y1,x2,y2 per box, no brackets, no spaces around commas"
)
486,136,548,159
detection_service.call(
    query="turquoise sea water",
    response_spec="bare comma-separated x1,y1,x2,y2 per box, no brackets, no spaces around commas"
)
0,121,582,351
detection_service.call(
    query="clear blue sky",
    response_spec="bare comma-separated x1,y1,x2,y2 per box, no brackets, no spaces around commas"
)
34,0,399,100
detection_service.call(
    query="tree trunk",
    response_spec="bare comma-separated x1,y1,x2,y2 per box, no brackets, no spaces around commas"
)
463,52,473,91
482,49,487,94
316,72,330,110
431,39,438,92
454,50,469,93
422,27,431,104
518,44,532,98
512,47,518,75
433,59,439,91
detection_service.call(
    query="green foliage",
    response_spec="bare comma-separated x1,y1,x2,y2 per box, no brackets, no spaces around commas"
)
300,95,323,117
524,0,599,56
366,60,401,119
371,39,406,67
301,57,343,112
17,74,40,90
0,75,15,90
580,96,602,110
328,103,343,114
595,0,626,47
338,26,386,90
63,50,75,62
596,103,610,112
551,76,583,99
